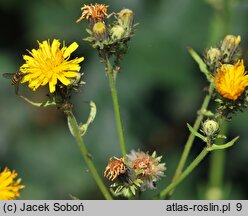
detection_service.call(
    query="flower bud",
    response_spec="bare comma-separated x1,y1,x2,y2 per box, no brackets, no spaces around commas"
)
220,35,241,63
205,47,221,67
118,9,134,30
202,119,219,136
69,72,82,85
92,22,108,41
110,25,125,40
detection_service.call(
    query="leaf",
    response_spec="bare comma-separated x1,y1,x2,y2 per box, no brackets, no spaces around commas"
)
20,95,56,107
130,185,136,195
202,110,215,117
86,28,92,35
207,136,239,151
217,134,227,139
67,112,78,138
187,123,207,142
79,101,97,137
187,47,211,82
215,98,223,103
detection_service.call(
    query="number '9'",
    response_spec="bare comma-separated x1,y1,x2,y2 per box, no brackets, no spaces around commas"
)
236,203,242,211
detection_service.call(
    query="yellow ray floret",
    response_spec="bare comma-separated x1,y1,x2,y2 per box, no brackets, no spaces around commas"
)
214,60,248,100
20,39,84,93
0,167,25,200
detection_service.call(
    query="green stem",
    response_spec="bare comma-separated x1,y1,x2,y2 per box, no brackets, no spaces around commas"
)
157,147,209,199
104,56,127,158
205,0,232,200
166,82,214,198
66,110,113,200
206,120,228,199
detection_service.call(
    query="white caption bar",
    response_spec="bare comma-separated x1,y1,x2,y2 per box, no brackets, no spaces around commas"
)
0,200,247,216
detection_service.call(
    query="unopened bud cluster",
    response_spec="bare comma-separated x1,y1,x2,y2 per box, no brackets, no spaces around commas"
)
77,4,136,71
204,35,241,71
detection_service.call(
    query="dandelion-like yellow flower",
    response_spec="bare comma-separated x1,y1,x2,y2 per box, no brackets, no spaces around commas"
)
214,60,248,100
104,157,126,181
20,39,84,93
0,167,25,200
76,3,108,23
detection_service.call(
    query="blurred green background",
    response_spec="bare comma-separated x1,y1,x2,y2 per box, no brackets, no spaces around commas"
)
1,0,248,199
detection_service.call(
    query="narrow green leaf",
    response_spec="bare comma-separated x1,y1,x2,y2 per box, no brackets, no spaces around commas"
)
79,101,97,136
67,112,79,138
187,123,207,142
207,136,239,151
217,134,227,139
187,47,211,81
86,28,92,34
202,110,215,117
130,185,136,195
20,95,56,107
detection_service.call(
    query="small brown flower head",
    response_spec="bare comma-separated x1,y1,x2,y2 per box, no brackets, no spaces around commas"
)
76,3,109,24
127,150,166,190
104,157,126,181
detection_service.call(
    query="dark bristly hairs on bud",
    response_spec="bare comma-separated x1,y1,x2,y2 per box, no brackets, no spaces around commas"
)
202,119,219,137
110,25,125,40
220,35,241,64
204,47,221,71
204,35,241,72
118,9,134,31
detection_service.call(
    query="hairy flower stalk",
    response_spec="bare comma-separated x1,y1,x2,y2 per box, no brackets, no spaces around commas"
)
76,4,134,158
0,168,25,200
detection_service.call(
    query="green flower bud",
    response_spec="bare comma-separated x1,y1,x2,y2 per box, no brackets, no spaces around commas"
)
92,22,108,41
205,47,221,67
69,72,82,85
110,25,125,40
202,119,219,136
118,9,134,30
220,35,241,63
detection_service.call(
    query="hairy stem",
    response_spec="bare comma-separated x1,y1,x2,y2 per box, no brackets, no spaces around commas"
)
167,82,214,198
104,56,127,158
157,148,209,199
206,119,227,199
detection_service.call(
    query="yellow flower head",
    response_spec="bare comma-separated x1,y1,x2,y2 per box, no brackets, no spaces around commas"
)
0,167,25,200
20,39,84,93
76,3,108,23
214,60,248,100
